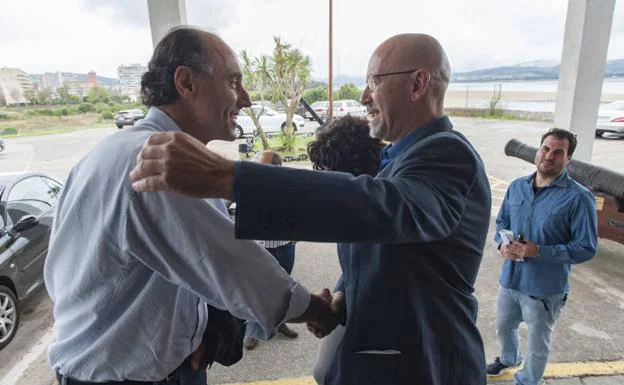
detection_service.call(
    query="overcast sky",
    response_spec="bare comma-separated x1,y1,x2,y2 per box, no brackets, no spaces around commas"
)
1,0,624,80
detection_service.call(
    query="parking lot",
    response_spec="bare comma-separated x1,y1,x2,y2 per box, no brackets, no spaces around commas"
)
0,117,623,385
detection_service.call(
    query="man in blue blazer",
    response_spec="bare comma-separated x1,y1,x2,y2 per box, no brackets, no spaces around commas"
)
131,33,492,385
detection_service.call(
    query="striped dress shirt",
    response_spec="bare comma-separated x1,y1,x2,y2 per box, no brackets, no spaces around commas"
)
44,107,310,382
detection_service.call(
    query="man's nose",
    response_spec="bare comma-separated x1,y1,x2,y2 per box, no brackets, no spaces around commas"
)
360,86,371,105
239,88,252,108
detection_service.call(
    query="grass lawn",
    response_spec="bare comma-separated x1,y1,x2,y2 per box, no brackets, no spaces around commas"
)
0,110,114,137
252,133,315,159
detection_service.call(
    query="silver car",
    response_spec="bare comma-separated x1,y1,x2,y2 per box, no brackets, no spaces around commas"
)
596,101,624,137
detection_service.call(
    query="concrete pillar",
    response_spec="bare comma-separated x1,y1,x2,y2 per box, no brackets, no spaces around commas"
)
146,0,187,48
554,0,616,161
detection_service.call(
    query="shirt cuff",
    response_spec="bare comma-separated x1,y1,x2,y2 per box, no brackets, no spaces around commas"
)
284,281,311,322
234,161,243,203
245,282,310,340
536,245,553,259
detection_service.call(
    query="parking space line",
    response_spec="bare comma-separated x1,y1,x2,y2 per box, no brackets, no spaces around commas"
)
0,328,55,385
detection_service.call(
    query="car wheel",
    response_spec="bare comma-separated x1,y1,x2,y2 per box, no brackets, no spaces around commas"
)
595,130,604,137
235,125,243,139
281,122,298,133
116,124,123,129
0,285,19,350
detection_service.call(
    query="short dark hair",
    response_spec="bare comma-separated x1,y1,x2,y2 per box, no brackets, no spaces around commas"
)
541,128,578,157
307,115,384,176
141,27,214,107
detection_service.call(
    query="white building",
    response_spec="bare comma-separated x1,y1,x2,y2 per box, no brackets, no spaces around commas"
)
39,72,62,92
0,67,35,106
118,64,147,102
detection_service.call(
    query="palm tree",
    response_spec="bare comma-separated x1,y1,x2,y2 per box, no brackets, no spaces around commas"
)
240,50,270,150
246,37,311,152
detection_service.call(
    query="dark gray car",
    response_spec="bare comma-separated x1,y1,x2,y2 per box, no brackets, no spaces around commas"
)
0,172,62,349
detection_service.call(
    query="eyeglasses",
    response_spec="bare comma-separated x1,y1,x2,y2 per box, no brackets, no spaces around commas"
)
366,69,442,91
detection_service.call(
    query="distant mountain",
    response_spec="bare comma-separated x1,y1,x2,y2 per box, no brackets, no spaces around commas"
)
514,60,559,68
604,59,624,76
314,74,366,88
452,59,624,82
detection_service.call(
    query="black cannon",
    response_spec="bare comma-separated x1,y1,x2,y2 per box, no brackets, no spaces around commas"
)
505,138,624,245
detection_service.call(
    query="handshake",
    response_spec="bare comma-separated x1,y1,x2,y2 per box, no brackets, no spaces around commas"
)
290,288,345,338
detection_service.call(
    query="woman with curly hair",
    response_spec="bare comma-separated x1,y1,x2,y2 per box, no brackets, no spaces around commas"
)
307,115,384,385
308,115,384,176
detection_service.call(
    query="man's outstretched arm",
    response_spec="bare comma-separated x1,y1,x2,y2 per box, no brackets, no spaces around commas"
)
130,131,236,199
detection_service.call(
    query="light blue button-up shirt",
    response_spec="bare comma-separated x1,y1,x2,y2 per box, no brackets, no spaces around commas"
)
44,108,310,382
494,169,598,296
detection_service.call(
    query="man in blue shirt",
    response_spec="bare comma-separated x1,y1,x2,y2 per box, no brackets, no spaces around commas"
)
487,128,598,385
130,33,492,385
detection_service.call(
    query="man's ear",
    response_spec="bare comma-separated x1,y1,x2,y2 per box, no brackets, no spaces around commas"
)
173,66,196,101
409,70,430,102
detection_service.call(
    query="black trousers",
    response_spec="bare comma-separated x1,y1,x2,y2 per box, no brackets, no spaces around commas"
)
56,357,206,385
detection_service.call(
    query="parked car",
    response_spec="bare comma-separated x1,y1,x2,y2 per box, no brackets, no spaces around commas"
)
331,99,367,119
273,100,306,118
114,109,146,129
308,101,329,121
0,171,62,349
596,101,624,137
235,106,306,138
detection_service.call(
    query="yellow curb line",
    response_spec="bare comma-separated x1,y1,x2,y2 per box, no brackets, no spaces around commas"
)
488,360,624,382
219,361,624,384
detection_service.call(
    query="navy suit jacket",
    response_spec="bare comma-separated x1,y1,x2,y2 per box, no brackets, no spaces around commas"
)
235,117,491,385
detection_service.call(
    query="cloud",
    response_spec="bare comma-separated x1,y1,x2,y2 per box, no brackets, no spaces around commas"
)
1,0,623,78
81,0,150,28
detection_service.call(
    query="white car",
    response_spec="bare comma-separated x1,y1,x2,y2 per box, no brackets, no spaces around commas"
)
596,101,624,137
332,100,367,119
235,106,305,138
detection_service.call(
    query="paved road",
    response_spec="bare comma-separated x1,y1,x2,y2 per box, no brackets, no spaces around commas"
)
0,119,623,385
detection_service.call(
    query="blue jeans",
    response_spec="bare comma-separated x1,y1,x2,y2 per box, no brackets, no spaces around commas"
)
267,243,296,274
496,287,567,385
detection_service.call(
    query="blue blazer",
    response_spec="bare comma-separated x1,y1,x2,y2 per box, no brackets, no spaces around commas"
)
235,117,491,385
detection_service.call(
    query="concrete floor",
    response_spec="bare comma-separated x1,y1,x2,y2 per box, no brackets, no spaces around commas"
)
0,118,623,385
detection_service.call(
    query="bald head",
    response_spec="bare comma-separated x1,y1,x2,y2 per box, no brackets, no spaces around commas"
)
372,34,450,98
361,34,451,142
257,150,282,166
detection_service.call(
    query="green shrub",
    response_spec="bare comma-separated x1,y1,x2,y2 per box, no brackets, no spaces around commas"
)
60,108,69,116
78,103,95,113
0,113,12,121
94,103,109,113
1,127,18,135
101,111,114,120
